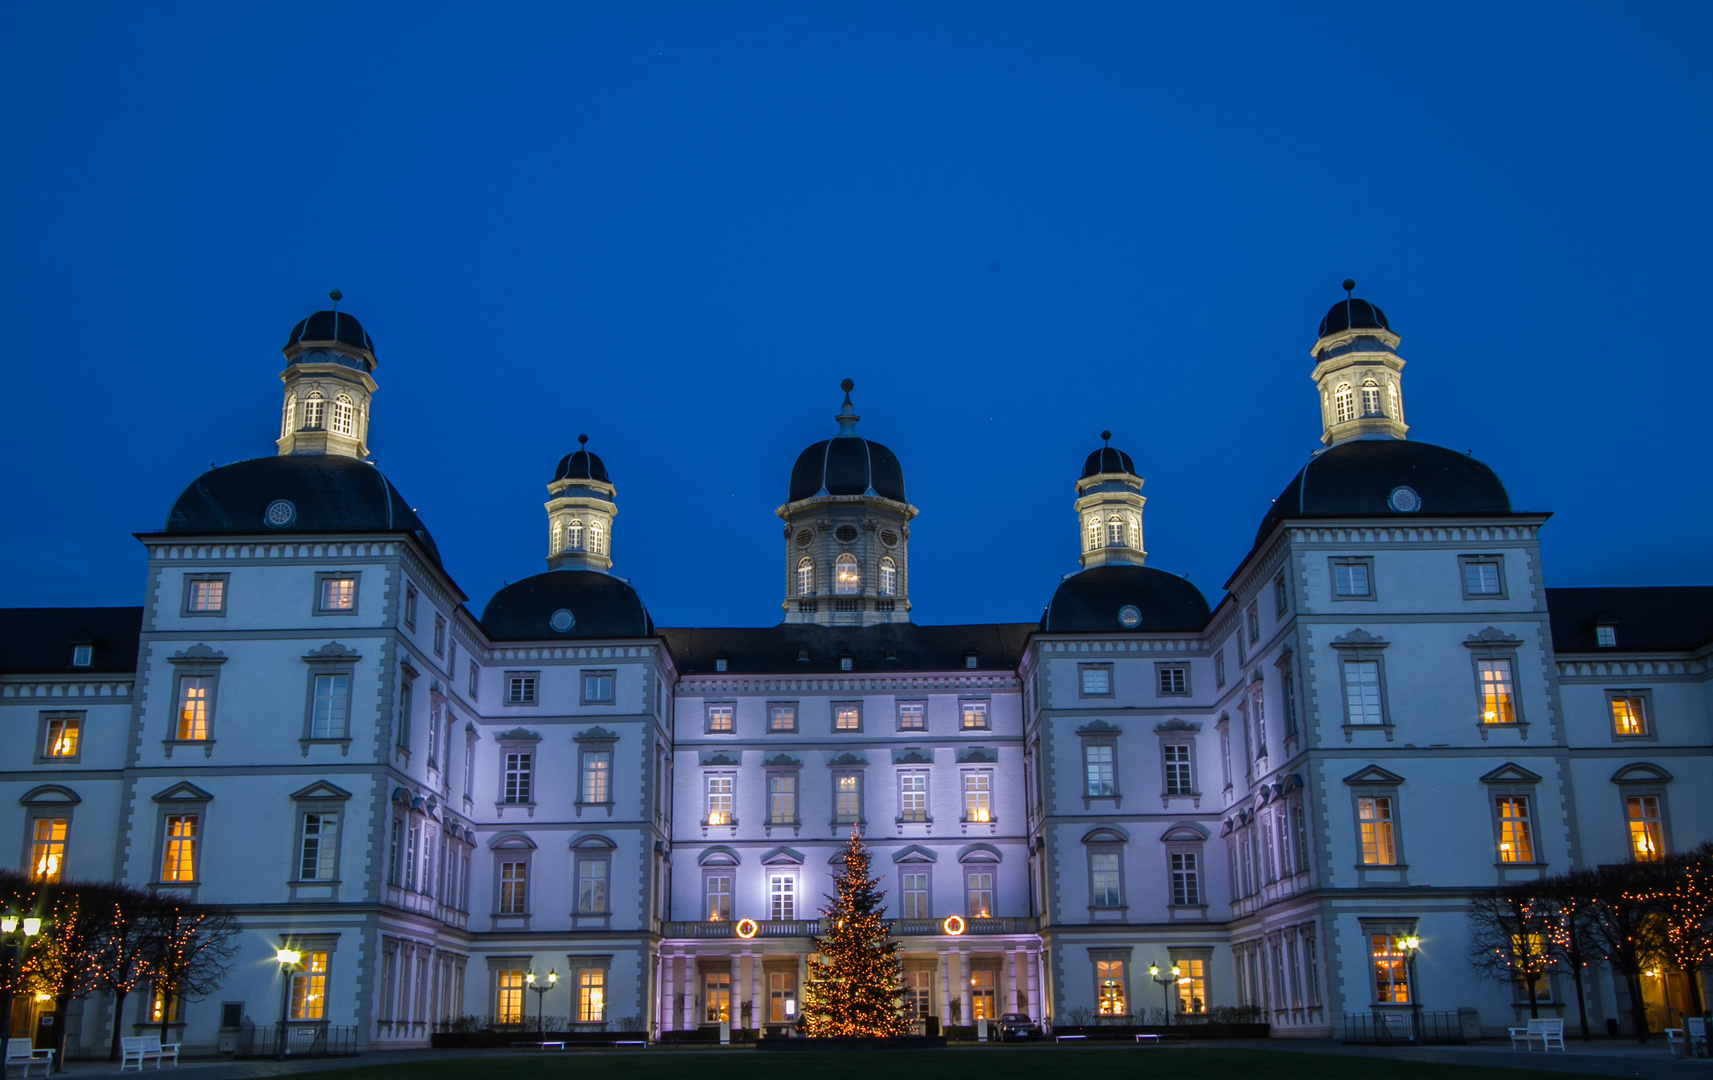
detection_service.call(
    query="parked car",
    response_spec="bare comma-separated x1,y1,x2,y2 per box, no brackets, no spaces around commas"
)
997,1013,1040,1041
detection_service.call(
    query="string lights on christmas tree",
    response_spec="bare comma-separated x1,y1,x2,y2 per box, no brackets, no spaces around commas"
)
799,830,910,1037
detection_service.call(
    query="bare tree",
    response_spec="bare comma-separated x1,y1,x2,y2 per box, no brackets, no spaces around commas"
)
1467,882,1556,1018
143,900,241,1042
1541,868,1602,1041
1585,861,1667,1042
1653,844,1713,1020
19,881,112,1073
91,885,163,1061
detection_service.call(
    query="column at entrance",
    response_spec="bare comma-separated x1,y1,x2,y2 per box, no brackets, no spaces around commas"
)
957,950,972,1027
681,951,696,1030
1008,949,1020,1015
748,952,761,1030
937,949,952,1028
728,954,741,1028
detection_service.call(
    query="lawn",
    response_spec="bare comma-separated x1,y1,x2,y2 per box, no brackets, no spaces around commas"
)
307,1047,1589,1080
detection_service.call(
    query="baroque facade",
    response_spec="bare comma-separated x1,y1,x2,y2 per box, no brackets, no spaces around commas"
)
2,292,1710,1053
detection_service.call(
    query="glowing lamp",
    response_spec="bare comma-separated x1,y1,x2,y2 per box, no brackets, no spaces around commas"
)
942,914,966,936
735,918,759,939
526,971,536,985
275,948,301,966
22,918,41,937
0,917,16,933
1149,964,1159,978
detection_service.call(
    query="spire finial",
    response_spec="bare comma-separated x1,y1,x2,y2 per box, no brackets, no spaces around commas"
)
835,379,860,436
578,433,589,447
329,289,342,312
1342,278,1355,298
1101,430,1112,447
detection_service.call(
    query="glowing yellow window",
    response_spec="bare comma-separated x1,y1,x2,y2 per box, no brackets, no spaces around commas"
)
289,951,328,1020
31,818,67,882
1176,958,1207,1014
44,715,80,758
1609,696,1647,737
1626,795,1664,861
1096,959,1126,1015
1477,660,1516,724
1371,935,1410,1003
1495,796,1534,863
176,677,211,740
577,967,605,1023
1357,796,1396,865
161,815,197,882
495,969,524,1024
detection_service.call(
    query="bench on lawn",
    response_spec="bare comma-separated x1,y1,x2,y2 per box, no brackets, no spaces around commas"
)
614,1040,647,1048
1135,1034,1160,1043
4,1040,55,1078
119,1035,180,1070
1508,1017,1564,1051
1055,1034,1087,1044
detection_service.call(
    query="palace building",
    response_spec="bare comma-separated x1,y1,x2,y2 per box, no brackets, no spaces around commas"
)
2,291,1709,1052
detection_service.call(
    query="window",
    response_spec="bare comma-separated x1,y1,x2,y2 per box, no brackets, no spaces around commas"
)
897,701,925,731
1215,650,1226,688
576,967,606,1023
1163,744,1193,796
1461,557,1505,597
176,676,212,740
42,714,80,759
1106,516,1125,546
296,812,339,880
966,870,994,917
161,814,198,882
705,873,732,920
30,818,66,883
1250,684,1267,753
1361,380,1382,416
1087,517,1101,552
1370,935,1410,1003
770,971,799,1022
71,644,92,667
289,951,329,1020
768,775,796,824
506,673,538,705
309,673,351,739
1096,959,1126,1016
432,614,446,656
1085,744,1115,797
901,872,929,919
768,703,797,733
468,660,479,700
582,670,615,704
1157,665,1187,695
1333,383,1355,424
588,520,605,555
565,519,584,551
833,702,862,731
879,557,897,596
797,557,814,597
769,873,796,920
281,393,296,437
704,971,731,1023
903,969,931,1018
706,704,734,733
899,773,928,823
834,552,860,595
706,775,733,825
581,751,612,804
302,391,325,430
1332,558,1373,598
965,652,978,669
1342,660,1384,725
331,394,355,437
1357,796,1397,866
1280,662,1298,738
577,857,608,913
1171,852,1200,906
1626,795,1664,861
834,774,862,823
960,700,989,730
1176,957,1207,1014
1090,852,1121,908
963,773,991,823
503,752,533,804
970,969,997,1020
1080,665,1112,696
1274,574,1288,615
498,861,528,914
1609,694,1649,737
185,576,226,614
1218,722,1232,787
495,969,524,1023
1245,603,1260,643
318,575,357,612
1596,624,1617,648
1495,796,1534,863
1291,802,1309,873
403,583,418,628
1477,659,1517,724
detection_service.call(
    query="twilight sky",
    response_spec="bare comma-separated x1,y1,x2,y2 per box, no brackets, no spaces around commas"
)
2,4,1710,627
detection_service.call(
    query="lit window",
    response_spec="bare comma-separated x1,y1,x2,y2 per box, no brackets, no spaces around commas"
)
1361,380,1382,417
706,705,734,733
970,969,997,1020
583,671,615,703
1171,853,1200,906
897,702,925,730
289,951,329,1020
1164,744,1193,795
43,716,80,758
768,775,796,824
704,971,730,1023
835,552,860,595
319,576,357,612
1495,796,1534,863
1087,517,1101,552
30,818,67,882
768,704,796,733
1343,660,1383,725
1609,695,1648,737
963,773,991,823
768,873,795,920
496,969,524,1023
281,394,296,437
1626,795,1664,861
797,557,814,597
1090,852,1121,908
551,520,562,552
966,870,994,917
498,861,528,914
705,874,732,921
581,751,611,804
1388,381,1400,419
302,391,325,431
1333,383,1355,424
1106,517,1125,546
1158,666,1187,695
1096,959,1126,1015
161,814,198,881
566,520,584,551
1357,796,1396,865
834,703,861,731
298,812,339,881
877,556,898,597
1596,625,1617,648
834,774,862,823
706,776,733,825
960,701,988,730
1370,935,1410,1003
588,520,605,555
331,394,355,437
770,971,798,1022
1464,560,1503,595
1128,513,1141,548
577,857,608,913
1085,744,1115,797
187,578,225,613
310,673,350,739
1333,561,1371,597
1176,957,1206,1013
1478,659,1517,724
901,872,929,919
177,676,212,740
503,752,533,804
577,967,606,1023
1081,666,1111,695
899,774,928,822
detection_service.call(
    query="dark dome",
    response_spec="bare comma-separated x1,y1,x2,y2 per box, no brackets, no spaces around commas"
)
787,438,907,503
553,450,609,484
481,571,654,641
1318,297,1390,339
1041,564,1211,633
164,456,440,563
1255,440,1512,546
286,310,375,356
1081,446,1137,479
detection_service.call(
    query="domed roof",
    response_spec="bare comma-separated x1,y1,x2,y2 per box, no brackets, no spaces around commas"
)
553,449,609,484
1318,296,1390,339
1041,564,1211,633
286,309,375,356
1081,445,1137,479
1254,440,1513,546
788,438,907,503
164,455,440,563
481,570,654,641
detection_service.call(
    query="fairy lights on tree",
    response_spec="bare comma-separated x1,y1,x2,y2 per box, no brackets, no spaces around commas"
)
799,830,909,1037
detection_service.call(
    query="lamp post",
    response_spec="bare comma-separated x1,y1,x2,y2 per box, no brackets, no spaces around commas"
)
1395,935,1422,1043
274,948,302,1061
1148,962,1180,1026
0,914,44,1071
526,969,557,1036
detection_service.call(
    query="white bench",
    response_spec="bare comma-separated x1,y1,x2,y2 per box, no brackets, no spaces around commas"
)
4,1041,55,1078
1508,1017,1565,1051
1667,1020,1708,1059
614,1040,647,1048
1135,1033,1161,1043
120,1035,181,1070
1055,1034,1086,1043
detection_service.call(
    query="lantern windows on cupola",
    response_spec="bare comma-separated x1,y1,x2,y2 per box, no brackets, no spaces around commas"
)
1311,281,1409,446
1074,432,1147,570
277,292,378,459
544,435,618,573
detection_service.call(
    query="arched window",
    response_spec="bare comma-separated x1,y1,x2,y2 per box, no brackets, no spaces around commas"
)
1387,381,1400,420
281,395,295,438
1360,380,1382,418
566,520,584,551
332,394,355,436
1333,383,1354,424
879,557,897,597
797,557,815,597
552,521,563,552
835,552,860,595
1087,517,1102,552
1106,516,1125,547
1127,513,1141,549
588,520,606,555
302,391,325,431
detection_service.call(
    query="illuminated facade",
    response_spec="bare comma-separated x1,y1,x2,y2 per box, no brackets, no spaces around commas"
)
1,289,1709,1055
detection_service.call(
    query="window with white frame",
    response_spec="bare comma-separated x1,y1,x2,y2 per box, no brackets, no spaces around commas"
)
565,519,584,551
1171,852,1200,906
1342,660,1385,725
1360,379,1382,416
318,575,358,612
40,713,80,761
1080,664,1112,696
897,701,925,731
1331,558,1373,598
768,873,796,920
879,557,898,596
580,750,612,805
433,614,446,656
834,773,863,824
582,670,616,704
298,812,339,881
575,965,607,1023
1218,720,1232,787
706,774,734,825
768,703,797,733
901,871,929,919
963,772,991,822
1357,795,1398,865
185,576,226,614
1085,743,1116,797
1626,793,1665,861
498,860,528,914
1608,693,1650,737
768,775,796,824
1106,516,1125,546
503,752,533,804
1370,932,1412,1003
705,873,732,920
960,700,989,730
588,520,605,555
834,552,860,595
176,675,213,740
965,868,994,917
797,557,814,597
505,672,538,705
302,390,325,430
30,817,67,883
1157,664,1187,695
1461,556,1505,597
706,704,734,733
1163,743,1194,796
1087,516,1101,552
1477,658,1518,724
309,673,351,739
1089,851,1121,908
1333,383,1355,424
331,394,355,437
833,701,862,731
1495,794,1535,863
1596,624,1617,648
576,854,608,913
899,773,928,823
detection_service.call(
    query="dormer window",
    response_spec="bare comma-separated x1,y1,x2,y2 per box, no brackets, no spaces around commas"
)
835,553,860,595
1596,625,1617,648
714,657,728,673
71,645,92,668
964,651,979,670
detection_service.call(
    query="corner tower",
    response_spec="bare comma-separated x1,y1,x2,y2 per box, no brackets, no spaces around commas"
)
777,380,917,626
1075,432,1146,568
1311,279,1409,446
545,435,617,573
276,290,378,458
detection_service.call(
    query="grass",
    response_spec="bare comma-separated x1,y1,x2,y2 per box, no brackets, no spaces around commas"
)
305,1047,1594,1080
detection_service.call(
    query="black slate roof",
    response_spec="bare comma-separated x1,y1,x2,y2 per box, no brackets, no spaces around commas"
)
662,622,1033,676
1040,564,1211,633
1081,446,1137,480
481,571,654,641
0,607,142,674
286,309,375,356
553,449,610,485
1546,587,1713,654
1254,440,1513,547
787,438,907,504
1318,297,1390,339
163,456,442,564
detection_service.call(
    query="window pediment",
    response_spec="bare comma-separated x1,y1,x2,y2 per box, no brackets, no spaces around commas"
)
1331,629,1389,650
19,784,80,806
488,831,537,851
302,641,361,663
700,751,740,767
958,843,1002,863
956,747,995,763
152,781,213,803
893,749,932,765
1154,718,1200,734
1612,762,1673,784
1342,764,1404,786
761,846,804,866
570,833,616,850
495,727,541,743
1463,627,1522,649
289,780,353,802
1161,822,1209,842
575,726,619,744
891,844,937,864
827,751,868,767
1076,719,1122,736
698,846,741,866
168,643,227,665
762,754,802,769
1479,762,1542,785
1081,826,1129,845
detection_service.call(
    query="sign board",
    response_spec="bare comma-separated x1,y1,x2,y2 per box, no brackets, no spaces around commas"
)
977,1017,988,1042
720,1019,730,1045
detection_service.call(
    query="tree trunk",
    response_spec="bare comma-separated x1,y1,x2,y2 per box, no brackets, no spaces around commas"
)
1528,978,1540,1019
107,989,129,1062
1628,972,1650,1043
49,995,70,1074
1569,965,1590,1041
159,991,172,1044
1688,967,1705,1018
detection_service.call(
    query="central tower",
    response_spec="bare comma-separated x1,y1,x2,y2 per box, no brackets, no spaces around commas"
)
777,380,917,626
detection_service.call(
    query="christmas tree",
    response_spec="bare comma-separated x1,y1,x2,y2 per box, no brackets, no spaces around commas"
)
799,830,910,1037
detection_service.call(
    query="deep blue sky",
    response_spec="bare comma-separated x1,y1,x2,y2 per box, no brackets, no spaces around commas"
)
4,4,1710,627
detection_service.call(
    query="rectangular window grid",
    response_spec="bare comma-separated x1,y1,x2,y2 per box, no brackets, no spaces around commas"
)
1171,852,1200,906
960,701,989,730
1334,561,1371,597
1090,852,1120,907
1343,660,1383,725
901,872,929,919
177,676,211,740
289,952,329,1020
897,702,925,730
30,818,66,883
1085,744,1115,797
768,775,796,824
1609,695,1647,736
963,773,991,822
1357,796,1396,865
496,970,524,1024
43,715,80,758
769,874,795,920
298,812,339,880
1158,666,1187,695
833,702,862,731
1164,744,1193,795
161,814,197,881
1371,934,1410,1003
1464,560,1503,595
577,858,607,913
768,704,797,733
319,577,357,612
899,773,927,822
1096,959,1125,1016
1081,667,1111,696
1496,796,1534,863
581,751,611,804
834,774,861,823
706,775,733,825
187,578,225,612
1627,795,1663,861
706,705,734,733
583,671,615,703
1177,957,1207,1014
498,860,528,914
506,674,537,705
966,870,994,917
576,967,605,1023
310,673,350,738
706,874,732,921
503,752,532,804
1478,659,1517,724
